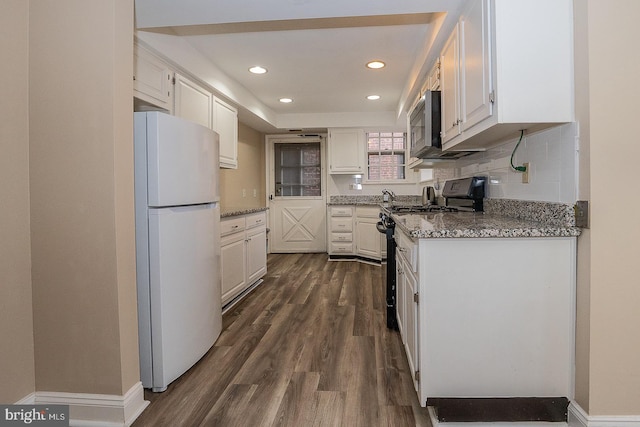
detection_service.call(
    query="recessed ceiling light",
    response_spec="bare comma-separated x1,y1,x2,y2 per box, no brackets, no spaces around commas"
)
367,95,381,100
366,60,386,69
279,98,293,103
249,66,267,74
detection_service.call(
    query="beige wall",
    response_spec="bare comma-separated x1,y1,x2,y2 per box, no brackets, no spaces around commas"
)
574,0,640,416
29,0,139,395
0,0,35,403
584,0,640,415
219,122,266,209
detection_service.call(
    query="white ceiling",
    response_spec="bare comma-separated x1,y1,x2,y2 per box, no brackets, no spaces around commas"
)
134,0,467,133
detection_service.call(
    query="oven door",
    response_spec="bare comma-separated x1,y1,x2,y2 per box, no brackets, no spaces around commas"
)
377,217,398,330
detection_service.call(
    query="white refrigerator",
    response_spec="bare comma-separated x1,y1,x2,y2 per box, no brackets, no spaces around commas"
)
134,111,222,392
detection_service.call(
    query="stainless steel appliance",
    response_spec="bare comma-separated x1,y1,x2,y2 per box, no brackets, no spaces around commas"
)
422,186,436,206
376,176,486,329
409,91,472,160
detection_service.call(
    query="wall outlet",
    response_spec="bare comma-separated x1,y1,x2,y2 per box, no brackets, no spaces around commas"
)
242,189,246,197
522,162,530,184
253,189,257,198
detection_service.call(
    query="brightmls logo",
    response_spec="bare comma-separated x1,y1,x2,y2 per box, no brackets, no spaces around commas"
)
0,406,68,426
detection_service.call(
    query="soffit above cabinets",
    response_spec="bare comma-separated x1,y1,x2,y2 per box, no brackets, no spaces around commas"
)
134,0,467,132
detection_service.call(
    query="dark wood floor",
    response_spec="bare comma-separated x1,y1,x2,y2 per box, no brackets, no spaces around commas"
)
133,253,432,427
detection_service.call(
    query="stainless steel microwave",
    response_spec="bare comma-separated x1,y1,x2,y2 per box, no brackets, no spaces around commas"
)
409,90,470,160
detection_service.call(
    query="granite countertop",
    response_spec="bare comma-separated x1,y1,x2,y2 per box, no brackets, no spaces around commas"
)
221,206,268,218
392,199,582,239
393,211,581,239
328,195,421,206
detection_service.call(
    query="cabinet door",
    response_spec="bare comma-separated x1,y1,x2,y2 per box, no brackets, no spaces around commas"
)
460,0,493,131
213,97,238,169
328,128,365,174
134,44,173,112
440,24,461,144
246,226,267,285
405,268,419,393
356,217,382,260
395,254,406,336
428,59,441,91
174,73,212,129
221,231,247,304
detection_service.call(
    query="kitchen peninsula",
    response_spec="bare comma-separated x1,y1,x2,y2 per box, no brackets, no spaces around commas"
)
392,199,580,422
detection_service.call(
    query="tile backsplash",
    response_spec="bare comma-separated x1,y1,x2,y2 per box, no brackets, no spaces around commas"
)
435,123,578,203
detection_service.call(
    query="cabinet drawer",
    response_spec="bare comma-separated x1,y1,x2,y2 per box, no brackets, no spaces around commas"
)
245,211,266,229
220,216,245,236
330,242,354,254
330,206,354,217
330,217,353,232
396,230,418,273
355,206,381,219
331,232,353,243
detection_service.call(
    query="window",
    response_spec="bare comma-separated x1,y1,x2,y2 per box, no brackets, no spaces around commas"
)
366,132,406,181
274,142,321,196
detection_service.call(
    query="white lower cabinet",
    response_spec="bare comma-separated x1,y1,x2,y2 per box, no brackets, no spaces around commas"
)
245,219,267,285
355,206,382,260
328,205,384,261
220,211,267,306
395,230,419,393
328,206,354,256
399,233,577,407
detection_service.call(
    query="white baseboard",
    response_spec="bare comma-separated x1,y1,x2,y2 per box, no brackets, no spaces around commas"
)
569,401,640,427
16,382,149,427
15,392,36,404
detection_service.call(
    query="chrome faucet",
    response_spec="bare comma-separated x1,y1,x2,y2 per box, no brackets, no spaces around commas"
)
382,189,395,202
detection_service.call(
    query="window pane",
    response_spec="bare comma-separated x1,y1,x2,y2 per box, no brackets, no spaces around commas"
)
380,137,393,151
274,142,321,196
366,132,406,181
302,148,320,165
302,166,320,186
283,167,300,184
368,166,380,180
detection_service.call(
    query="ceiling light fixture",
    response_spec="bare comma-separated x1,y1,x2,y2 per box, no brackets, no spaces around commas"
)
366,60,386,69
279,98,293,103
367,95,381,100
249,66,267,74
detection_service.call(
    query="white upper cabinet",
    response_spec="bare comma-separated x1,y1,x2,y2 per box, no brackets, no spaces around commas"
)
134,44,174,113
460,0,493,134
440,24,461,144
173,73,213,129
440,0,573,151
327,128,365,174
428,59,441,91
213,97,238,169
